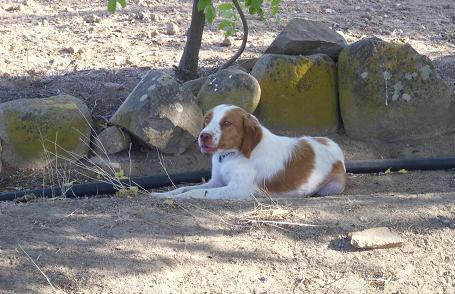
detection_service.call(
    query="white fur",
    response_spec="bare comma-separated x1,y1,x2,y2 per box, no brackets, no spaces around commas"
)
151,105,345,200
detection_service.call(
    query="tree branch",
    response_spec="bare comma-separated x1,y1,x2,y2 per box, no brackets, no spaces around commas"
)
218,0,249,70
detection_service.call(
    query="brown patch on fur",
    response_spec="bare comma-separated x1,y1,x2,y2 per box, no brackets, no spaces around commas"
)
314,137,330,146
240,114,262,158
317,160,346,192
218,108,262,158
261,140,315,193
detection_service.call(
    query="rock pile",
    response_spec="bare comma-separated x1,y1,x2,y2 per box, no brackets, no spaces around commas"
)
0,18,453,174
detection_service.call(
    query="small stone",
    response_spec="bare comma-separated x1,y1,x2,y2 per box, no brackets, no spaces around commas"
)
348,227,403,249
60,47,75,54
115,55,126,65
166,22,179,35
150,13,161,21
103,82,125,91
222,36,234,47
136,11,150,20
84,14,101,24
149,29,159,37
94,126,131,155
4,4,21,12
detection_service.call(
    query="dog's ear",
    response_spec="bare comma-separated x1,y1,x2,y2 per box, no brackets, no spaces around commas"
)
240,114,262,158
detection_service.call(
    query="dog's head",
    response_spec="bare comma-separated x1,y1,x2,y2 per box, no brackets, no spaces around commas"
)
198,104,262,158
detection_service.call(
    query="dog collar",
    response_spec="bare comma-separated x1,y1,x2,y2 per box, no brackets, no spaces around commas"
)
218,152,236,163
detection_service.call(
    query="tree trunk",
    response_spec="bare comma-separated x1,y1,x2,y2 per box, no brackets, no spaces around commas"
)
176,0,205,81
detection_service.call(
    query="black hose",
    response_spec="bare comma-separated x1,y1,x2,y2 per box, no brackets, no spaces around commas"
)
0,171,210,202
346,157,455,174
1,157,455,202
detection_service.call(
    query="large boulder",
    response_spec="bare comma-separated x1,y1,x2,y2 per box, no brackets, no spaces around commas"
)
0,95,92,169
266,18,348,61
197,67,261,113
110,70,203,155
338,37,455,141
251,53,339,134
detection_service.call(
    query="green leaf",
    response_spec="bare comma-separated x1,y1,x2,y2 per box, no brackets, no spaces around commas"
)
218,3,233,11
118,0,126,8
220,8,233,19
270,0,281,15
398,169,408,174
108,0,117,13
204,4,216,24
197,0,211,12
218,19,233,30
384,168,392,174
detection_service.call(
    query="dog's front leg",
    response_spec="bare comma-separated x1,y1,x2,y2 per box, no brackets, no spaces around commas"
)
151,178,223,198
165,183,257,200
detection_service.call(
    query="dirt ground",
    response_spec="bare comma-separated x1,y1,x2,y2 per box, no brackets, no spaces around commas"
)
0,0,455,293
1,170,455,293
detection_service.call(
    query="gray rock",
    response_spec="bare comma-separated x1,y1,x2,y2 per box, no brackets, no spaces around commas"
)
94,126,131,155
0,95,92,169
349,227,403,249
338,37,455,141
197,67,261,113
110,70,203,155
182,76,209,97
266,18,348,61
235,58,258,73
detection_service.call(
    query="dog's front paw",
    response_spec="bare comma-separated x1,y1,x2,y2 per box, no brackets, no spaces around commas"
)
150,191,174,198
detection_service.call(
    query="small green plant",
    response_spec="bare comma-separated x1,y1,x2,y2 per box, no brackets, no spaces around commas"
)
115,186,139,198
114,169,128,181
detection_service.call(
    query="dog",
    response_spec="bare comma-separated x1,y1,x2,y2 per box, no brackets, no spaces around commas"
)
151,104,346,199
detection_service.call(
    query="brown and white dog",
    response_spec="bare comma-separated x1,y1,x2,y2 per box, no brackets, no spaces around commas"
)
152,104,346,199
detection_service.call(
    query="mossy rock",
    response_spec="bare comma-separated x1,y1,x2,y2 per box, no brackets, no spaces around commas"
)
338,37,455,141
0,95,92,169
251,53,339,134
197,67,261,113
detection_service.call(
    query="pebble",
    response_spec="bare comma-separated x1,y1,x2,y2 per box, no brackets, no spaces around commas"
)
150,13,161,21
84,14,101,24
348,227,403,249
166,22,180,35
149,29,159,37
4,4,21,12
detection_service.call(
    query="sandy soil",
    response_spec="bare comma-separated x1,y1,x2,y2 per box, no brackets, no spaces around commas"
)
0,0,455,293
1,170,455,293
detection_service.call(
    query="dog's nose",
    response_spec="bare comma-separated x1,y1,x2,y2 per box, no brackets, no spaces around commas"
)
199,132,213,144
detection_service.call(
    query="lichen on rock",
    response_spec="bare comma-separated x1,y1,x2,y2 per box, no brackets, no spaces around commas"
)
251,53,339,134
0,95,92,169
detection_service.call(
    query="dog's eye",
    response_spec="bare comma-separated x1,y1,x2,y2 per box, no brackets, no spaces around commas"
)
222,121,232,127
